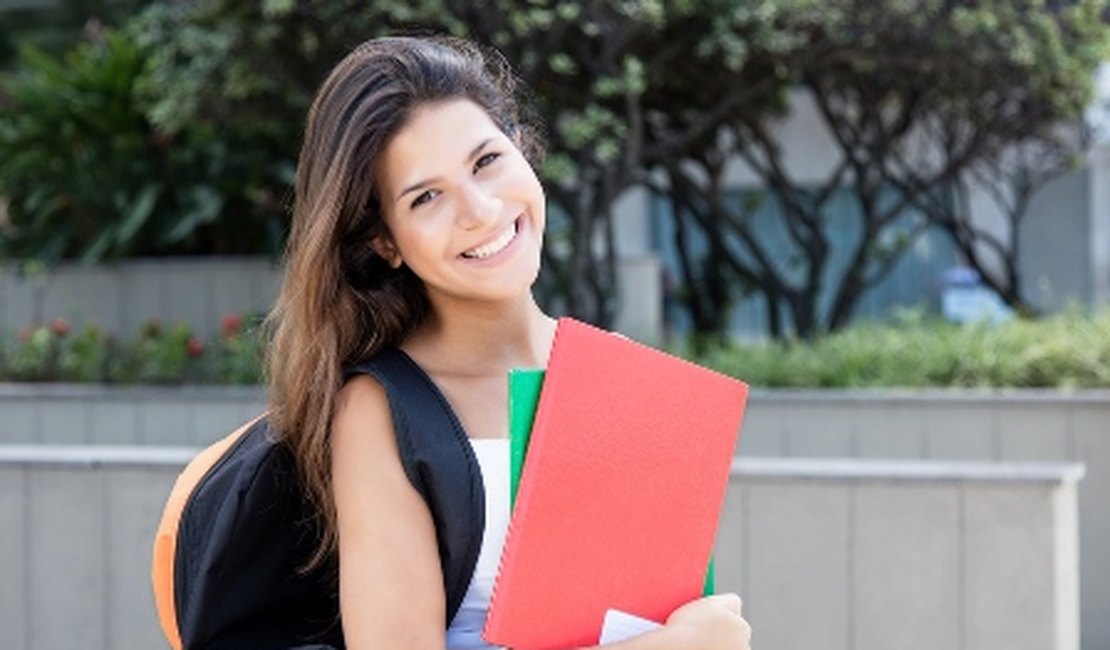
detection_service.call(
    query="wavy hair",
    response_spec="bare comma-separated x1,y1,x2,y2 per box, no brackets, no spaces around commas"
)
266,36,543,568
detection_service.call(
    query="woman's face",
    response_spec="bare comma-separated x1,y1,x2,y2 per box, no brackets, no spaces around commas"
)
374,98,546,308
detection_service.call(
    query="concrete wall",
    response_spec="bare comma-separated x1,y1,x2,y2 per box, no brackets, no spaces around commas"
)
1089,142,1110,308
0,383,265,446
0,258,282,340
718,459,1083,650
0,446,188,650
2,386,1106,646
740,390,1110,650
0,446,1082,650
0,255,664,343
1021,169,1092,311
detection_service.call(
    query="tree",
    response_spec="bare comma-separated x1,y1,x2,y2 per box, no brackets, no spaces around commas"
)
130,0,650,318
124,0,797,326
926,124,1088,314
659,0,1110,340
878,1,1108,315
638,1,819,340
0,0,150,70
455,1,671,324
459,1,796,325
0,29,291,262
0,20,320,261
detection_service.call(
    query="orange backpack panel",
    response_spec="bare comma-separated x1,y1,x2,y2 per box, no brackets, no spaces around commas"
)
152,417,261,650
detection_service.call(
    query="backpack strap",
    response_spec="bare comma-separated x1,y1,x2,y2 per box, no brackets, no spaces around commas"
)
348,348,485,628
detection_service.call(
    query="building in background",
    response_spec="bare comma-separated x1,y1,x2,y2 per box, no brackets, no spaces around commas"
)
611,77,1110,342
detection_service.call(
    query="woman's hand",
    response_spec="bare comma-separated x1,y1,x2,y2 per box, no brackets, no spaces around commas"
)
658,593,751,649
594,593,751,650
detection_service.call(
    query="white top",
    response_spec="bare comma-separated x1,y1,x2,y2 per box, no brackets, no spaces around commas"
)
446,438,510,649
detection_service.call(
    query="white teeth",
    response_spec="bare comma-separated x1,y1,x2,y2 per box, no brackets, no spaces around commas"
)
462,222,517,259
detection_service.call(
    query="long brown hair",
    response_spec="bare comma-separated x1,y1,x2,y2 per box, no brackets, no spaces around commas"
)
266,36,542,568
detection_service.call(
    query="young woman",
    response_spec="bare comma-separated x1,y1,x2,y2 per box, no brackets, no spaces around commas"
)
266,35,752,649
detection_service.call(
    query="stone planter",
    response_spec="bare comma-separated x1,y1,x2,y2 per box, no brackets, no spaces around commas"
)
2,384,1106,648
0,254,664,342
741,389,1110,650
0,383,265,446
0,446,1082,650
0,257,282,340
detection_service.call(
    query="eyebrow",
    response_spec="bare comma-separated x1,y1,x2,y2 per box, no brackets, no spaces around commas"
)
395,138,495,204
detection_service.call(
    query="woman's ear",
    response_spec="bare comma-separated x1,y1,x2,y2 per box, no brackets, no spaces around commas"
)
370,237,403,269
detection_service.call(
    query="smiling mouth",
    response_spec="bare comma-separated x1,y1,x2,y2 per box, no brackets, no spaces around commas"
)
460,218,520,260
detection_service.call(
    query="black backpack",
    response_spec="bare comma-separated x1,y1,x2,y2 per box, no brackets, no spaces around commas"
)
152,416,343,649
151,349,484,649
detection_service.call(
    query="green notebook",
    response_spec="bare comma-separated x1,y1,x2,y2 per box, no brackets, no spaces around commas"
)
507,368,716,595
509,368,546,508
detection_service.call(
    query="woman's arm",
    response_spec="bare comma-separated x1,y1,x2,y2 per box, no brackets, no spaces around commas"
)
580,594,752,650
331,375,447,649
332,376,752,650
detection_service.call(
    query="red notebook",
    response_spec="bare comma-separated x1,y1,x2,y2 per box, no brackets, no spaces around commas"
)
483,318,748,649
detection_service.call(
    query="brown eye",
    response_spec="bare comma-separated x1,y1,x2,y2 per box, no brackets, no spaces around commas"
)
474,152,500,172
410,189,438,209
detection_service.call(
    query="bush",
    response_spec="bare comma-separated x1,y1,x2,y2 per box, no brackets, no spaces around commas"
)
0,314,264,385
4,309,1109,389
694,309,1110,389
0,28,287,262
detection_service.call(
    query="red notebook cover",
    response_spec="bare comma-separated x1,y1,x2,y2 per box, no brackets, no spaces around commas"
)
483,318,748,649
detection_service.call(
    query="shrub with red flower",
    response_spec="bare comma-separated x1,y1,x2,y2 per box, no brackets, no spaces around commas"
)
1,313,265,384
220,314,243,339
50,318,71,338
185,337,205,359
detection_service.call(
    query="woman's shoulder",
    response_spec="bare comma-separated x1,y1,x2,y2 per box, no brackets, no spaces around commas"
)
333,369,394,451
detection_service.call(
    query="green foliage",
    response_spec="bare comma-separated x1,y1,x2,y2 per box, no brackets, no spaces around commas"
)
3,325,62,381
0,2,470,263
0,0,151,70
114,321,199,383
57,323,112,382
0,32,153,261
209,313,266,384
127,1,463,134
0,27,289,262
797,0,1110,120
695,309,1110,389
1,319,109,382
5,308,1109,389
0,314,264,385
117,0,771,322
656,0,1110,340
2,0,1108,333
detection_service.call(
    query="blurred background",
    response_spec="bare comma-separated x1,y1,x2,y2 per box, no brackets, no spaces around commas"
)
2,0,1109,351
1,1,1109,650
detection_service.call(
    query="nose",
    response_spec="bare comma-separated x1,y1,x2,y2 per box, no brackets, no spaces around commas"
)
455,179,502,230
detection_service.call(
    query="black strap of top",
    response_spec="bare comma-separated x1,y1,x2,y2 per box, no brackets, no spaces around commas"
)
346,349,485,628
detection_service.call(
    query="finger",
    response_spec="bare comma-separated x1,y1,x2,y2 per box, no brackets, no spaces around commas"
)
740,616,752,641
709,592,742,614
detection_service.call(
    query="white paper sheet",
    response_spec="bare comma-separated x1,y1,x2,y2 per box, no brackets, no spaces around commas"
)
598,609,664,644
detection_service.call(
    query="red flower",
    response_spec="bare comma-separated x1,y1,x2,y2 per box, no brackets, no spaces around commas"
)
185,337,205,359
50,318,71,338
221,314,244,339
